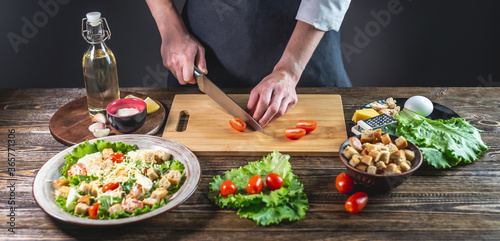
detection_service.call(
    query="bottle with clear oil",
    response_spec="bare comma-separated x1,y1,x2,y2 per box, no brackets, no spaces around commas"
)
82,12,120,116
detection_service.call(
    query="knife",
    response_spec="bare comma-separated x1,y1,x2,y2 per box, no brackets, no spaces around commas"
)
193,66,266,134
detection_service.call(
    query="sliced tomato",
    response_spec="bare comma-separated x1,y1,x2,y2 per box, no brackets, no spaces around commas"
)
102,182,120,192
88,203,99,219
285,128,306,140
265,173,284,191
67,163,87,177
220,180,237,197
296,120,317,133
247,175,263,194
106,152,125,163
229,118,247,132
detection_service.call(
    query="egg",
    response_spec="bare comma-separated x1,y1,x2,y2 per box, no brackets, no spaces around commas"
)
404,96,434,117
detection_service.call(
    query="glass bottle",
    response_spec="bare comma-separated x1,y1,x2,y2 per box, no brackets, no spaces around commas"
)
81,12,120,116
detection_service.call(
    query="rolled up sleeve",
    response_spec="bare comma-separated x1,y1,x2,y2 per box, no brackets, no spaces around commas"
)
296,0,351,31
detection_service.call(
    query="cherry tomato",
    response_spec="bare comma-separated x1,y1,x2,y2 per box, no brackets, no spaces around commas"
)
102,182,120,192
285,128,306,140
121,198,144,213
67,163,87,177
220,180,237,197
335,173,354,194
345,192,368,214
265,173,284,191
296,120,317,133
106,152,125,163
88,203,99,219
229,118,247,132
247,175,263,194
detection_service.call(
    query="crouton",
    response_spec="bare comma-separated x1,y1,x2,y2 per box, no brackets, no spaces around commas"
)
381,133,392,145
364,143,378,153
361,149,369,156
74,203,89,215
349,137,363,152
155,150,171,163
360,130,374,143
372,129,382,143
146,168,159,181
142,197,158,207
53,178,69,189
349,156,361,167
395,136,408,149
368,150,382,163
102,148,114,159
386,143,399,153
108,204,123,215
379,151,390,164
361,155,373,166
399,161,412,172
166,170,181,185
159,175,171,189
356,163,368,172
142,151,156,164
100,159,114,170
151,188,168,201
77,195,90,205
390,150,407,165
56,186,70,198
404,149,415,161
77,181,91,195
379,146,389,152
89,181,101,197
376,161,387,171
384,163,402,175
343,146,359,159
367,166,377,175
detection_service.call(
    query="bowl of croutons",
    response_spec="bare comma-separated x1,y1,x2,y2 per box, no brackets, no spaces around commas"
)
339,129,423,191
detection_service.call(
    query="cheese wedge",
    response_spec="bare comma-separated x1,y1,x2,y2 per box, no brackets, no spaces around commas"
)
352,108,380,123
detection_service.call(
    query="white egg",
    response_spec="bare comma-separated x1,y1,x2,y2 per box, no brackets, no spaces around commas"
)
404,96,434,117
66,188,77,210
135,173,153,192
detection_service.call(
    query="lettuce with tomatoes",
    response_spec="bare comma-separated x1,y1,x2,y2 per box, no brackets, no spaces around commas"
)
209,151,309,226
393,108,489,168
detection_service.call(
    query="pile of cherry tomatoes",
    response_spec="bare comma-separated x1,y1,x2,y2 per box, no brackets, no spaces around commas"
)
220,173,285,197
335,173,368,214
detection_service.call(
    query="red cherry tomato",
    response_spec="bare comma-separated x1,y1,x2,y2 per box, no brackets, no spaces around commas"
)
265,173,284,191
335,173,354,194
229,118,247,132
67,163,87,177
285,128,306,140
296,120,317,133
102,182,120,192
247,175,263,194
220,180,237,197
107,153,125,163
345,192,368,214
88,203,99,219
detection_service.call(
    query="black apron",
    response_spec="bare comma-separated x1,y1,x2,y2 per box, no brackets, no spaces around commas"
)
167,0,351,88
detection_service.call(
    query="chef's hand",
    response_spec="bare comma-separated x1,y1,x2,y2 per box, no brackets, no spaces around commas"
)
247,69,298,127
160,34,207,84
146,0,207,85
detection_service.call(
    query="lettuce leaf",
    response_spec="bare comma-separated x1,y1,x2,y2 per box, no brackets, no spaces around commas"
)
209,151,308,226
393,109,489,168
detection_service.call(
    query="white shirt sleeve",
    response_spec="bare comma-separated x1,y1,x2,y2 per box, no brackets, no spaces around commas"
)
296,0,351,32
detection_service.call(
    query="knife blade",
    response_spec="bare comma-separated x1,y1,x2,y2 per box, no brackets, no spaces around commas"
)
193,66,266,134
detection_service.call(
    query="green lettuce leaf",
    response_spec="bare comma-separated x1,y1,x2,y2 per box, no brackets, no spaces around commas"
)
394,109,489,168
209,151,308,226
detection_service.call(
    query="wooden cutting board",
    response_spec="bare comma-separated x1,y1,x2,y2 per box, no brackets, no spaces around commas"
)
162,94,347,156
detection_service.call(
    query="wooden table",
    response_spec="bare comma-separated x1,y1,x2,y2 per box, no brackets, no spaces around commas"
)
1,87,499,240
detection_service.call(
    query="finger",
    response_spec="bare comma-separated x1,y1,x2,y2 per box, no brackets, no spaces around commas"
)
195,46,208,74
270,98,295,123
252,89,273,121
182,59,196,84
258,95,284,127
174,67,188,85
247,90,260,116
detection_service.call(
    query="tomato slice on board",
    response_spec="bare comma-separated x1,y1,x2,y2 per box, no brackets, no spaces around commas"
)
67,163,87,177
335,173,354,194
265,173,284,191
102,182,120,192
220,180,237,197
106,153,125,163
345,192,368,214
229,118,247,132
247,175,263,194
88,203,99,219
296,120,317,133
285,128,306,140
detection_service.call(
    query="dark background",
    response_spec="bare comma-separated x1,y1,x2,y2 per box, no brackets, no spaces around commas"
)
1,0,499,88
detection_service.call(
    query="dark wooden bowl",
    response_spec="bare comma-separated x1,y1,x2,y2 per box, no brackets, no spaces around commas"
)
339,134,423,192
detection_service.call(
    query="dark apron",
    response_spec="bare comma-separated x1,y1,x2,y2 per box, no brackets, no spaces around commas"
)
167,0,351,88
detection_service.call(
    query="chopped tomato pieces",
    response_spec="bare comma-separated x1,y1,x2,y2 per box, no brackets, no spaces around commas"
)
229,118,247,132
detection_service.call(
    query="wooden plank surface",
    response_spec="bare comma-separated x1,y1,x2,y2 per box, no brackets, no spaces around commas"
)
163,94,347,156
0,87,499,240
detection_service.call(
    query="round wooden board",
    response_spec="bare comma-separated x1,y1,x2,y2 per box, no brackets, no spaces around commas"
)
49,92,166,146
